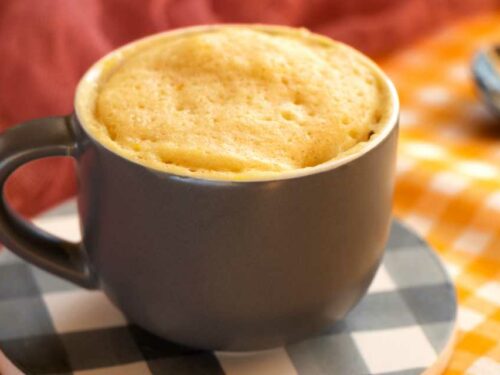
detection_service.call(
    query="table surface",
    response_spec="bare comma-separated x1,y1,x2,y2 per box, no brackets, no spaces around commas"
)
381,12,500,374
0,200,456,375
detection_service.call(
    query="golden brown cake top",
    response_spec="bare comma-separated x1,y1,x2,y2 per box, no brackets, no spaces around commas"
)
77,26,393,180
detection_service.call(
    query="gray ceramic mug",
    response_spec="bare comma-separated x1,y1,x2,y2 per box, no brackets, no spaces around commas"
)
0,26,399,351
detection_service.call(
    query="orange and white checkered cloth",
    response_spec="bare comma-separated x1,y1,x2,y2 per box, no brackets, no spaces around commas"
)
380,13,500,375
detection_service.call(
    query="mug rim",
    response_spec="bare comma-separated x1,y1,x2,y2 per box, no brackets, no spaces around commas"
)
74,24,399,184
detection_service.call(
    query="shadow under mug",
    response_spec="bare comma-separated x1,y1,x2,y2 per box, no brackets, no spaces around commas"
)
0,26,399,351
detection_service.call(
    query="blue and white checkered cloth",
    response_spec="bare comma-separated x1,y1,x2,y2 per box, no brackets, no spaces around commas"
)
0,201,456,374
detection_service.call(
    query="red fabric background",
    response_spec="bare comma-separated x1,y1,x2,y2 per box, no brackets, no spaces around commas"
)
1,0,499,217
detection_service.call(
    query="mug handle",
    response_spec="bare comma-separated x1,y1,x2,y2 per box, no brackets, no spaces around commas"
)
0,116,96,289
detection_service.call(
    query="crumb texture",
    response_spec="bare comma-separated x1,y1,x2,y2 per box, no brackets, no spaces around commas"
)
89,27,390,179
